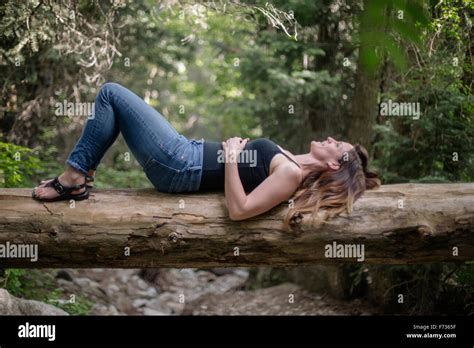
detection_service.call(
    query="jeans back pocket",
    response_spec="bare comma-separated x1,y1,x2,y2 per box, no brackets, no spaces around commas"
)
144,157,180,193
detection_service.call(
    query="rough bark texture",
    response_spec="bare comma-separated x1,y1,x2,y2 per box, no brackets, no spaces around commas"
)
0,184,473,268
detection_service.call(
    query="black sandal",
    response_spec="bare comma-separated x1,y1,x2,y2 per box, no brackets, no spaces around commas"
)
32,176,90,202
85,173,95,190
39,174,94,190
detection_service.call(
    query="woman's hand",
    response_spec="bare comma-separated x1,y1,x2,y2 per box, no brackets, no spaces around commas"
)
222,137,249,163
221,136,300,221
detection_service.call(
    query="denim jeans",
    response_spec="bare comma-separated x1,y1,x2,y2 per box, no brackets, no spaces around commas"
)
66,82,203,193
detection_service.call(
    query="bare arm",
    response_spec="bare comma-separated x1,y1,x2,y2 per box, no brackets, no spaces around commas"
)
222,137,301,220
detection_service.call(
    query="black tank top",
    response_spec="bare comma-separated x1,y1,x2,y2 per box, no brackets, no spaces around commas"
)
198,138,300,192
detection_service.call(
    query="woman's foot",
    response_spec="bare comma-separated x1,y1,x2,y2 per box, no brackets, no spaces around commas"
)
39,177,94,189
33,167,88,200
39,169,95,189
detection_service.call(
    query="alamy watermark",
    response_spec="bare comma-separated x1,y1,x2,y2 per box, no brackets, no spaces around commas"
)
18,322,55,341
54,100,95,119
217,149,257,167
324,241,365,262
380,99,420,120
0,241,38,262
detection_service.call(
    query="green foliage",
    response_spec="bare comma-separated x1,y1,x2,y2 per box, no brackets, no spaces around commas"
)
245,268,288,290
94,167,151,189
373,0,473,183
46,288,93,316
1,269,27,296
452,262,474,314
0,142,41,187
345,262,474,315
455,261,474,315
369,264,445,314
358,0,430,73
237,0,354,151
0,269,93,315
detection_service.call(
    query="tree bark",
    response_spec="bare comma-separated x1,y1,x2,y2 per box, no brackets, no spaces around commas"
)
347,59,381,152
0,184,473,268
347,0,387,152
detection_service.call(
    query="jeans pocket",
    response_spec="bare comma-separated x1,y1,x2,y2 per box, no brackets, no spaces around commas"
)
172,164,202,192
144,157,180,193
159,135,187,160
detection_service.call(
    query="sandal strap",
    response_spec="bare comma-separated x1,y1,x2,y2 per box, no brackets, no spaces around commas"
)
85,175,95,183
86,169,95,183
48,177,85,195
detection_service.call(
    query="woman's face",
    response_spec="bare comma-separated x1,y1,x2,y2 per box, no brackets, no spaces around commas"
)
310,137,353,168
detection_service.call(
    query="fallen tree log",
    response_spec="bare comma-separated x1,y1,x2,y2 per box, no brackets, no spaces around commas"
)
0,184,473,267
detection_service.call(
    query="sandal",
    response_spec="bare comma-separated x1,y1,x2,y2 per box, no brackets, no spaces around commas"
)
85,173,95,190
39,173,95,190
32,176,90,202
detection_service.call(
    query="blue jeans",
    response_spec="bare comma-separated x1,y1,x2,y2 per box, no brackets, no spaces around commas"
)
66,82,203,193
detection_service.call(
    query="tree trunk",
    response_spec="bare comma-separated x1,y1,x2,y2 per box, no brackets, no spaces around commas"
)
347,60,381,151
347,0,387,151
0,184,473,268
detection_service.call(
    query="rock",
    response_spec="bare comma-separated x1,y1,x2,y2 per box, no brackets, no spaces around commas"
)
126,282,141,297
56,279,78,292
207,268,237,276
145,293,177,314
118,271,135,283
92,304,120,315
132,299,149,308
130,287,157,299
0,289,68,315
132,276,149,291
146,287,157,297
73,277,93,288
106,283,120,296
73,277,108,299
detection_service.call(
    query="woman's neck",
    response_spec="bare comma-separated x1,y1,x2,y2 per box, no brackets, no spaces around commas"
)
294,153,327,176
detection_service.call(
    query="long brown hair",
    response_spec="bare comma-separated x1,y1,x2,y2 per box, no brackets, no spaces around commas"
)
284,144,381,227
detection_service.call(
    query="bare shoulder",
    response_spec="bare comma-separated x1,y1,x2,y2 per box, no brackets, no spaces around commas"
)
282,162,303,181
271,157,303,184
